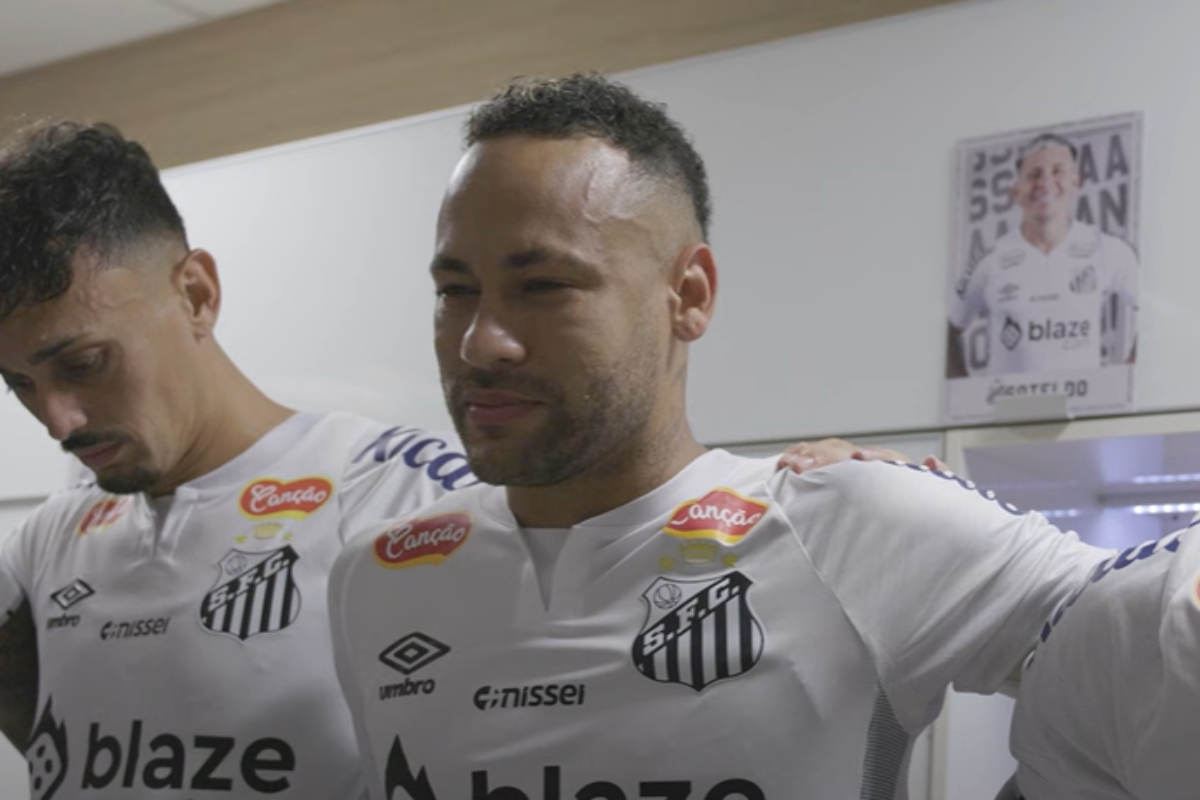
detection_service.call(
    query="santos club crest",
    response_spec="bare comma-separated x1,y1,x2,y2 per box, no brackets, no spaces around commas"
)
632,571,763,692
200,546,301,641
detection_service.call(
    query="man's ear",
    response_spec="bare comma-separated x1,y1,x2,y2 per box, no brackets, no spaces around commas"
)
670,243,717,343
174,249,221,337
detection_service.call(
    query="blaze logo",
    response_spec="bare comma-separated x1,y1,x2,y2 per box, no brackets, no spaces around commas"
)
78,497,129,536
239,477,332,520
663,489,768,546
374,513,472,569
29,699,67,800
384,736,436,800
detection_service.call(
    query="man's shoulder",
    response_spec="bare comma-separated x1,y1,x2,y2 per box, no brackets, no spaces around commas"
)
10,484,129,543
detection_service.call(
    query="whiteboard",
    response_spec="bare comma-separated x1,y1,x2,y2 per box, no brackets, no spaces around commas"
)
6,0,1200,499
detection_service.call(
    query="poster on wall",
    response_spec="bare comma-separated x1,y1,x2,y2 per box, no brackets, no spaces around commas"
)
944,112,1142,423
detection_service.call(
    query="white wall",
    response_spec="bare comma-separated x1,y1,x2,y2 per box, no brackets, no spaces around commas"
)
2,0,1198,796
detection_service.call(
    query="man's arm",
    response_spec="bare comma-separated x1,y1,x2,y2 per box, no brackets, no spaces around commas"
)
0,599,38,752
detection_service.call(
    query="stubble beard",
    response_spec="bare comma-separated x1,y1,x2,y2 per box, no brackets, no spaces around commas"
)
448,353,661,489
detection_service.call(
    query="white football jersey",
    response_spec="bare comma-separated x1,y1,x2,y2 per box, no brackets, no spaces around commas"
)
0,412,473,800
330,452,1105,800
950,221,1137,375
1012,522,1200,800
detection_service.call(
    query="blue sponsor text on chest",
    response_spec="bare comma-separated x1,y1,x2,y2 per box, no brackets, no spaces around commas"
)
354,427,477,491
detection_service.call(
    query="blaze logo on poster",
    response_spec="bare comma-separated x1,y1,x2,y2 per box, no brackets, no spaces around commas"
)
200,546,301,641
632,571,763,692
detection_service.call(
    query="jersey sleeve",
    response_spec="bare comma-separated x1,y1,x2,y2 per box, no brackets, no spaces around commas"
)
771,460,1107,732
327,542,389,800
1012,528,1199,800
0,517,32,620
337,425,477,544
948,248,992,329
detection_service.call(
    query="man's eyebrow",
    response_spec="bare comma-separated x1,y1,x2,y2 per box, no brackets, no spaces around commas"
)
430,255,470,275
29,336,84,366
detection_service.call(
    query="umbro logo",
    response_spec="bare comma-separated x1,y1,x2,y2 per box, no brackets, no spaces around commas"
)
379,632,450,675
50,579,95,611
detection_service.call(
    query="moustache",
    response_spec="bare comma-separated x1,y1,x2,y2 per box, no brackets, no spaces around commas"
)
447,371,561,400
62,431,129,455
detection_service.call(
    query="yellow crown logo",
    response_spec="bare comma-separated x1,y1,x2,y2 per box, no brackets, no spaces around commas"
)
680,539,718,565
254,523,283,541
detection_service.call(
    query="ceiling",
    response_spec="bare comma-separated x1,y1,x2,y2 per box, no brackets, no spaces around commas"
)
0,0,294,77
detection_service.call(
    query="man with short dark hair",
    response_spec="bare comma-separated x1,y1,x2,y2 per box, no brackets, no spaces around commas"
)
329,75,1108,800
0,121,474,799
947,131,1138,377
0,119,848,799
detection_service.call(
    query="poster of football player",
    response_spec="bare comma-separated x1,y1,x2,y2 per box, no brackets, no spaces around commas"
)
945,112,1142,423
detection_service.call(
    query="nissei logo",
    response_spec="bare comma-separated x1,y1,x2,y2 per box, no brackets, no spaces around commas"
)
82,720,294,794
472,683,586,711
99,617,170,641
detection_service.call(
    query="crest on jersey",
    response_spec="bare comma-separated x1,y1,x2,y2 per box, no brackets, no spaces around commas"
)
631,571,763,692
1069,264,1098,294
200,546,301,641
29,697,68,800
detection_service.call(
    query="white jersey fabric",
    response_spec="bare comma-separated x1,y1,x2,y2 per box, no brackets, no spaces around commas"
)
950,221,1137,375
1012,522,1200,800
329,452,1105,800
0,412,473,800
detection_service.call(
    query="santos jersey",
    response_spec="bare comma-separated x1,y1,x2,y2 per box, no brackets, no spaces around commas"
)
1012,523,1200,800
329,451,1105,800
0,412,473,800
950,221,1137,375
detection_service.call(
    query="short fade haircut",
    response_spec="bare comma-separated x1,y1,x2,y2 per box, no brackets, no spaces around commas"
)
465,73,712,240
1016,132,1078,172
0,121,186,322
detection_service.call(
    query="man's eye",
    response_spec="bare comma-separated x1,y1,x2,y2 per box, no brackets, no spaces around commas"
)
59,351,105,378
2,375,32,394
524,279,568,292
436,284,478,298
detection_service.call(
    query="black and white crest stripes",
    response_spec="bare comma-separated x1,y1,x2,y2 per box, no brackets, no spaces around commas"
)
632,571,763,692
200,546,301,641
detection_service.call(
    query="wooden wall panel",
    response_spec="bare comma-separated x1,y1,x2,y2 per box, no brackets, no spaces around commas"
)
0,0,961,167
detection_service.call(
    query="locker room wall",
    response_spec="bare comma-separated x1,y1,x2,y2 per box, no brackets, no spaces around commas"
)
0,0,1194,796
4,0,1200,496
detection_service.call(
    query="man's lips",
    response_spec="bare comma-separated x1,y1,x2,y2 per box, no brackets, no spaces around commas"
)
462,389,543,426
70,441,123,470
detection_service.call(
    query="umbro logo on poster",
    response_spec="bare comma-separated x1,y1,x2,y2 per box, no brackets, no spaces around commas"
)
50,579,95,611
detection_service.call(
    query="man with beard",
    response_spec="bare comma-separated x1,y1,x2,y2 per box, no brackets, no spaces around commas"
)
947,133,1138,377
0,121,853,798
328,74,1109,800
